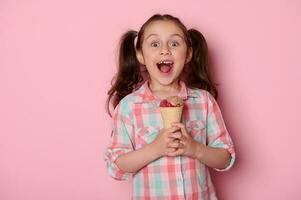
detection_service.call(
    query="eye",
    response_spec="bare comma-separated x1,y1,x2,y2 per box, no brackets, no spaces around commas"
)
170,41,180,47
150,41,160,47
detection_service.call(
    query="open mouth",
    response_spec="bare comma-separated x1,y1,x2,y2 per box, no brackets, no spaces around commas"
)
156,60,174,73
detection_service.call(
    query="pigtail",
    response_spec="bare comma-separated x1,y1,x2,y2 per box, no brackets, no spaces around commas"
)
106,30,142,116
187,29,218,99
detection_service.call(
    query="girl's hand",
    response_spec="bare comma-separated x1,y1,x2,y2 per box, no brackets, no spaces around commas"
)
167,123,200,158
151,126,183,158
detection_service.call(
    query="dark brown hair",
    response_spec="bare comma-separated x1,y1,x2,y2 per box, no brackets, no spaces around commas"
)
106,14,218,115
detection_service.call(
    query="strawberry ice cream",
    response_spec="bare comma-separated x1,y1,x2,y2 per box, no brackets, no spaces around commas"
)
159,96,183,128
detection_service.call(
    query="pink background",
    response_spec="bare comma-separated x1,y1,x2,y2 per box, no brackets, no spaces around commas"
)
1,0,300,199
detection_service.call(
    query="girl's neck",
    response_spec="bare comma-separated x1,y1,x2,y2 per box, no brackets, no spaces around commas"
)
148,80,181,99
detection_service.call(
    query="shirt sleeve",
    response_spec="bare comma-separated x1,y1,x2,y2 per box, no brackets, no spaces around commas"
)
206,92,236,171
104,102,135,180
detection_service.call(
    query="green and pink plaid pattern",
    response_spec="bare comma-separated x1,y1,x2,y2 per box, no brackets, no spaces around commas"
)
104,81,235,200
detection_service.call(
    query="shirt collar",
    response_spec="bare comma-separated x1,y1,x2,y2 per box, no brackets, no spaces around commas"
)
138,80,199,102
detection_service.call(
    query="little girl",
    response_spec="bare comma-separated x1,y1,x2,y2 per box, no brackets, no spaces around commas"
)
104,14,235,200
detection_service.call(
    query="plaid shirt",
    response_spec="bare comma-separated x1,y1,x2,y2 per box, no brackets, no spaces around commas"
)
104,81,235,200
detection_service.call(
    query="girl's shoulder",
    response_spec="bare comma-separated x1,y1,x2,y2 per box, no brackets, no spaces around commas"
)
115,86,146,113
187,87,211,99
186,87,219,107
120,86,145,104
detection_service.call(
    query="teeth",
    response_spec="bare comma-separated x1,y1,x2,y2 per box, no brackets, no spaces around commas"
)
158,60,173,65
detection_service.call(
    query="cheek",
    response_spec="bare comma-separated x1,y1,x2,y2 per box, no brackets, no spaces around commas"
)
142,50,157,64
174,49,188,61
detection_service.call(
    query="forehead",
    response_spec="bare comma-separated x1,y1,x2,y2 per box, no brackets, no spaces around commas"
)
143,20,185,39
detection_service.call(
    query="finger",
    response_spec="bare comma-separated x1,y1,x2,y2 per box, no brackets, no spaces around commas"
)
167,141,181,148
159,127,175,135
168,131,182,139
165,147,177,154
172,123,189,135
171,122,185,129
166,126,181,133
164,137,174,144
179,137,187,145
180,127,189,137
167,148,184,157
168,142,185,149
178,142,185,149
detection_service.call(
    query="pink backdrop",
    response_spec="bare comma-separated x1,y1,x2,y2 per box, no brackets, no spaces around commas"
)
1,0,300,199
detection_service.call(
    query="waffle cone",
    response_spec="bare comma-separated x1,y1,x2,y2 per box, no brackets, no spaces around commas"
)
159,106,183,128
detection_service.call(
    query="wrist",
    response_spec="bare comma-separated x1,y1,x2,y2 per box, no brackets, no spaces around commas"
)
194,142,205,160
148,142,163,159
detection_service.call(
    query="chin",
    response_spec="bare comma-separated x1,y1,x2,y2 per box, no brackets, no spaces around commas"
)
157,77,180,86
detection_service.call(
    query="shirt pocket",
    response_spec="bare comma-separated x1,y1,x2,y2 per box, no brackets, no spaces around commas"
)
135,126,161,149
185,120,206,144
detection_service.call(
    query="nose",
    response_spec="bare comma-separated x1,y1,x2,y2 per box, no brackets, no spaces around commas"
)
160,44,171,55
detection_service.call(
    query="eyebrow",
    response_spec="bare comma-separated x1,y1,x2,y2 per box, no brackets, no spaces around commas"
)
145,33,185,41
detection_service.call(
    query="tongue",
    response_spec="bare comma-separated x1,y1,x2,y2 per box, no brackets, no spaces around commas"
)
160,65,172,73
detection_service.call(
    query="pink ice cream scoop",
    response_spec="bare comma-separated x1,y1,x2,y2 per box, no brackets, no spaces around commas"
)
159,96,183,128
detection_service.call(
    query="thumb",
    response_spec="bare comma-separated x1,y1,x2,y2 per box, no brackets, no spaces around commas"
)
172,122,190,138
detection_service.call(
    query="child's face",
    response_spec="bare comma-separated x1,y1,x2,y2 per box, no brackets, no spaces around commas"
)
136,20,192,87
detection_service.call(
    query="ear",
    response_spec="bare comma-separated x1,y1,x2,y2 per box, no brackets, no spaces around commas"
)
136,50,145,65
185,47,193,64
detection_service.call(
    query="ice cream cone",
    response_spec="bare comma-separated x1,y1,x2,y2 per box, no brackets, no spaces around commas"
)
159,106,183,128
